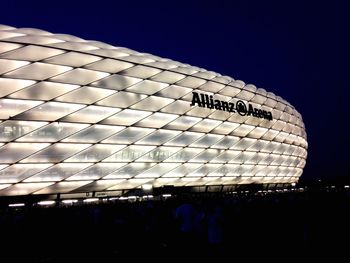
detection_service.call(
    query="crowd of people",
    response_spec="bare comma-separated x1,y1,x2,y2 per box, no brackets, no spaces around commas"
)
1,187,349,261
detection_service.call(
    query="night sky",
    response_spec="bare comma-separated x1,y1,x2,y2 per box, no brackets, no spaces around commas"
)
1,0,349,182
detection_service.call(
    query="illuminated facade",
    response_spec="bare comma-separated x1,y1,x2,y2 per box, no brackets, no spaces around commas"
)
0,25,307,197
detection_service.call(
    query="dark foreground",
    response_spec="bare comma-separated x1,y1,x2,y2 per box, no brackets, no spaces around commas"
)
1,188,350,261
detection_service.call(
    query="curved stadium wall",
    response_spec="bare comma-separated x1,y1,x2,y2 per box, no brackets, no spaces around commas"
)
0,25,307,197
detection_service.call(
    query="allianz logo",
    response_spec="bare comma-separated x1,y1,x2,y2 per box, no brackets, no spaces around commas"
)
190,91,273,121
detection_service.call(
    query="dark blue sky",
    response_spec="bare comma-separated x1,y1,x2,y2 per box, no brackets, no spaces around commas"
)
2,0,349,181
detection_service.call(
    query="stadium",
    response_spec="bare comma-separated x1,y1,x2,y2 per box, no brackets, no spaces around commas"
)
0,25,307,200
4,24,350,261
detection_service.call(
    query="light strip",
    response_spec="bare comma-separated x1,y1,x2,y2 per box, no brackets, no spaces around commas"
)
38,200,55,206
83,198,99,203
8,203,25,207
62,199,78,204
